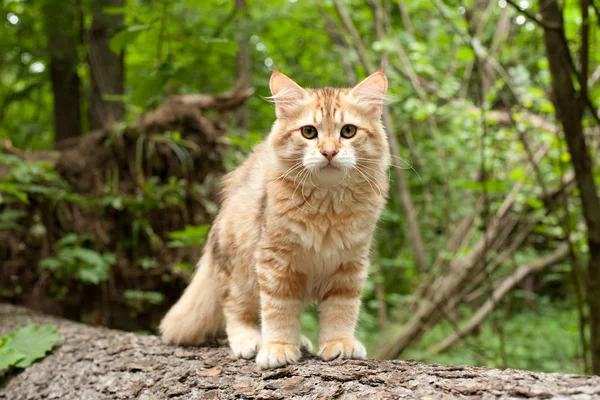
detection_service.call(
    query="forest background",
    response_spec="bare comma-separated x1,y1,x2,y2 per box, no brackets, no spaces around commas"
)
1,0,599,375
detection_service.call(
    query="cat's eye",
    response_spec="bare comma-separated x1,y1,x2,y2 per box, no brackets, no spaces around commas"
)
340,124,357,139
301,125,318,139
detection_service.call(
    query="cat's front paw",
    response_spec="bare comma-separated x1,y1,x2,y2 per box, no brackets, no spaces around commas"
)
256,342,301,369
318,338,367,361
229,331,262,359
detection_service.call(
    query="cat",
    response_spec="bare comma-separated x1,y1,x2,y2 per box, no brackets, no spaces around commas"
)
159,69,390,369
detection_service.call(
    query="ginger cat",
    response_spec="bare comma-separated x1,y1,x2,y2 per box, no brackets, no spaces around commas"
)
160,69,390,369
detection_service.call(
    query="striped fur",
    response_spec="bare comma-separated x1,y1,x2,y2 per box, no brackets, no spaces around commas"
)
160,70,390,369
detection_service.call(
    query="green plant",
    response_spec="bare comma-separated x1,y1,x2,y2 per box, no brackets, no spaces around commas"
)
39,234,116,284
124,290,165,305
0,324,61,370
124,290,165,315
0,209,26,230
0,154,80,205
166,224,209,248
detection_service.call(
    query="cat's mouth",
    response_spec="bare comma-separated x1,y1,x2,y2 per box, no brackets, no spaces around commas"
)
322,164,339,171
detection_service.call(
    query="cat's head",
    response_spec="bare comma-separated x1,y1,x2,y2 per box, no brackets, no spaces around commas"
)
267,70,390,186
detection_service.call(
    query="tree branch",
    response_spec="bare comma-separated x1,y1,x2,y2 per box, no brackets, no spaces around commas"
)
430,244,570,354
331,0,374,73
505,0,562,30
396,1,415,37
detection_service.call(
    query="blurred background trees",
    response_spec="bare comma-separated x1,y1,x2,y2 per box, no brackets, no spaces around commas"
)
1,0,599,375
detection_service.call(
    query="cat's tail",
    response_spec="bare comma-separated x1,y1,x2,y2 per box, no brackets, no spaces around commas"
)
159,252,224,345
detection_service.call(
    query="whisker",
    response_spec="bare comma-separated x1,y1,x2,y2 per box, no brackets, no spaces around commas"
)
355,157,421,182
280,163,304,181
293,166,308,187
275,162,303,182
388,154,422,182
301,171,319,211
356,165,384,200
354,166,382,206
291,169,308,212
278,156,305,161
356,163,392,184
308,168,319,188
355,163,387,176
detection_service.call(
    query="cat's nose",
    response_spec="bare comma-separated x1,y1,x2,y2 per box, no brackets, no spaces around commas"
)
321,150,338,162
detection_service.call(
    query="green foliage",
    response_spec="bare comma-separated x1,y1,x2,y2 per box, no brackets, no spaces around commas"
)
109,25,150,54
0,209,26,230
0,324,60,370
167,224,210,248
39,234,116,284
403,299,584,374
124,290,165,315
124,290,165,305
0,154,79,205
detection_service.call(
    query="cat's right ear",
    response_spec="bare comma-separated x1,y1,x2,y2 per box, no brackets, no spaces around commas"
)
269,70,308,118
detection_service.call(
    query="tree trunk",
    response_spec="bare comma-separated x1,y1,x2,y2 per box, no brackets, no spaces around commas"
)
540,0,600,375
43,0,83,144
88,0,125,130
1,304,599,400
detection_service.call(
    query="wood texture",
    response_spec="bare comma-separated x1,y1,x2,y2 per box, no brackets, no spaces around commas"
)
1,304,599,399
89,0,125,130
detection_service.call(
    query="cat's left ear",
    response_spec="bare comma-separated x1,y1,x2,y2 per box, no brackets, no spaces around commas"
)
269,70,309,118
349,69,388,117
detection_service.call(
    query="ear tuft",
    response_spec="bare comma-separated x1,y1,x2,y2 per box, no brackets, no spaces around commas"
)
267,71,308,118
349,70,388,117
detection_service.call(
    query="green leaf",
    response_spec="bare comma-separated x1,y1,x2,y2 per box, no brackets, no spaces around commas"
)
526,198,544,209
167,225,210,248
0,347,25,370
130,73,167,106
509,168,526,181
198,37,238,55
109,25,149,54
0,210,26,221
39,257,61,270
457,180,508,192
456,46,474,62
0,183,29,204
124,290,165,305
0,324,60,369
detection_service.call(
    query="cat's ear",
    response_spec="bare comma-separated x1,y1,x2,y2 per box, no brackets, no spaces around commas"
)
269,70,308,118
349,70,388,117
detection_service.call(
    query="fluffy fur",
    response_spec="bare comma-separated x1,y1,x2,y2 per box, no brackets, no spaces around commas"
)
160,69,391,369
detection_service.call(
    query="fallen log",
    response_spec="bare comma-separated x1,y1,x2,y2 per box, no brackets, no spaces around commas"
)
1,304,599,399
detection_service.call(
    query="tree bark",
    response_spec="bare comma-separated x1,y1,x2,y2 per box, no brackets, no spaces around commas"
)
540,0,600,375
89,0,125,130
1,304,599,400
43,0,83,144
